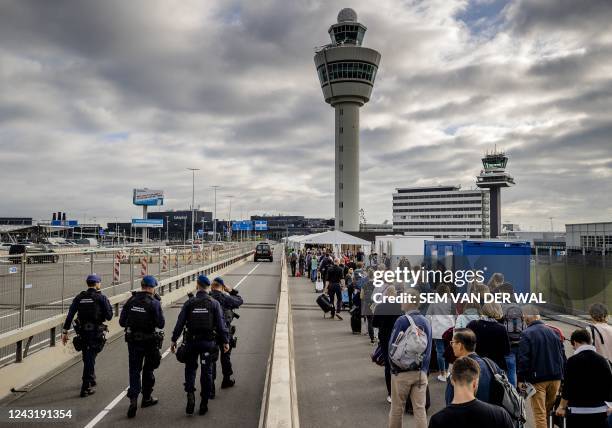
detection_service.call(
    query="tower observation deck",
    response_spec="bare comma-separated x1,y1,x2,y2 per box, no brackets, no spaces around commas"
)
476,150,515,238
314,8,381,231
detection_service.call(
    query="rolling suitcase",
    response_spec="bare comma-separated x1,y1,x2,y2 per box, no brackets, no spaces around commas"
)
342,289,349,308
316,293,333,316
549,411,566,428
315,273,324,293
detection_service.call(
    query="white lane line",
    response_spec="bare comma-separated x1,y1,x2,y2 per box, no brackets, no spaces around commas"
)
233,263,260,289
83,338,182,428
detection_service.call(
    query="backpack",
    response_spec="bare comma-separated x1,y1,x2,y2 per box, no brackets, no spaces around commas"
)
482,357,526,424
504,305,525,344
290,253,297,262
389,315,428,371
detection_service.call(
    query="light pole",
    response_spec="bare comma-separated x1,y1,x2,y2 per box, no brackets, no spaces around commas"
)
187,168,200,243
211,185,220,242
227,195,234,242
165,216,169,242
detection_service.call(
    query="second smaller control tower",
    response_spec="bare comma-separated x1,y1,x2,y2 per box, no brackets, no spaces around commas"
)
476,150,515,238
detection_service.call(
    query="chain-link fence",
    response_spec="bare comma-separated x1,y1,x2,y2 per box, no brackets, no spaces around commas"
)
532,248,612,315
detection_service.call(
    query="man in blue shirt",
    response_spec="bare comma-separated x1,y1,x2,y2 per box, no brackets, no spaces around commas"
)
388,288,432,428
445,328,504,405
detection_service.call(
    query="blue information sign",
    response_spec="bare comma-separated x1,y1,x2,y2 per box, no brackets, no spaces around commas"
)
254,220,268,231
132,219,164,228
232,221,253,231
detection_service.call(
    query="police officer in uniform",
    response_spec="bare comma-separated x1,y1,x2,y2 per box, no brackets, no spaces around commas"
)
61,274,113,397
119,275,165,418
210,276,243,392
171,275,229,416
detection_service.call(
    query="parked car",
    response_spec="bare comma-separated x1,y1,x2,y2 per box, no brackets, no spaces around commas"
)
9,244,59,264
254,242,273,262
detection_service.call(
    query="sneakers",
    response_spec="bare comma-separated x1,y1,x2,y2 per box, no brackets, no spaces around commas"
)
221,378,235,389
437,374,447,382
127,398,138,418
386,396,392,404
186,392,195,415
141,396,158,408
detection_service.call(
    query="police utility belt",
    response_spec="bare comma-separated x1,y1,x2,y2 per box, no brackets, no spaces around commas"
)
125,327,164,348
183,328,216,342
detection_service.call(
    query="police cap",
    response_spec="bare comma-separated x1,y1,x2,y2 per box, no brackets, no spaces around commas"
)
141,275,158,288
86,274,101,285
197,275,211,287
213,277,224,286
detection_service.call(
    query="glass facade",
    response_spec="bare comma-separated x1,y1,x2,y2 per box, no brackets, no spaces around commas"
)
317,61,377,85
330,24,366,45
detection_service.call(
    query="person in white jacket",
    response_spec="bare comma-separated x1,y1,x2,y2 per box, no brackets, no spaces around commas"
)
427,284,456,381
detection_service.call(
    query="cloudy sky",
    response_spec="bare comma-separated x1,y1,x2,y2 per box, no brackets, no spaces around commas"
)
1,0,611,230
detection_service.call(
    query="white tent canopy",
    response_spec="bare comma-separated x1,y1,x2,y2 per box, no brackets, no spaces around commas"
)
299,230,371,246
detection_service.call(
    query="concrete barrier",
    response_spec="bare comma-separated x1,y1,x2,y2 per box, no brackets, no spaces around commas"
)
0,250,253,401
260,246,299,428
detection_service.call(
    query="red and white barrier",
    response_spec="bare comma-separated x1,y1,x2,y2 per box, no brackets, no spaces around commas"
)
113,252,121,284
162,254,168,272
141,257,148,277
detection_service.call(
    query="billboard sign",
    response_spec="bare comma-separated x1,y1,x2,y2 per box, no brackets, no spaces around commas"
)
51,219,79,227
131,219,164,228
254,220,268,231
133,189,164,206
232,220,253,231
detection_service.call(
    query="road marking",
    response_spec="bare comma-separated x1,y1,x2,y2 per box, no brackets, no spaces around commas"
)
83,339,181,428
233,263,260,289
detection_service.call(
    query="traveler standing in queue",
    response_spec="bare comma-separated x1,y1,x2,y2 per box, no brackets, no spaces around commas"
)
517,305,566,428
426,284,455,382
61,274,113,397
119,275,165,418
372,286,402,404
429,357,514,428
466,303,511,373
388,288,432,428
324,258,344,320
588,303,612,360
210,276,243,394
445,328,504,405
310,253,318,283
289,249,297,277
555,328,612,428
171,275,229,416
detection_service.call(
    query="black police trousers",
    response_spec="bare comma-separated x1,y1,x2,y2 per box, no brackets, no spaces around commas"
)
127,342,160,399
212,345,233,382
184,340,217,404
81,332,101,389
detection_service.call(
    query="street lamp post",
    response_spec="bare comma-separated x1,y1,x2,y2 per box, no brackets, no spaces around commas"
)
187,168,200,244
165,216,169,242
211,185,220,242
227,195,234,242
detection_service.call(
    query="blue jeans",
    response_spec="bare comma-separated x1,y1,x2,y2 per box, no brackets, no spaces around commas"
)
505,347,518,387
433,339,446,373
311,268,317,282
184,340,217,404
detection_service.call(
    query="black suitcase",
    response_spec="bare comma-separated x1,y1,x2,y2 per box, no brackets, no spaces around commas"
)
316,294,333,315
350,309,361,334
405,385,431,413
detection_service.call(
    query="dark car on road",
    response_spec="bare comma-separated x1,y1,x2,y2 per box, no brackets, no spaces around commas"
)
9,244,60,264
254,243,273,262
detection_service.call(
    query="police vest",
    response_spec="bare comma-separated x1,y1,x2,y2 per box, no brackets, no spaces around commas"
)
211,291,234,326
76,290,103,325
186,295,216,339
126,293,156,334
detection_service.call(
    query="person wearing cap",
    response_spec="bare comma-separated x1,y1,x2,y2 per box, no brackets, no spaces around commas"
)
171,275,230,416
62,274,113,397
210,276,243,392
119,275,165,418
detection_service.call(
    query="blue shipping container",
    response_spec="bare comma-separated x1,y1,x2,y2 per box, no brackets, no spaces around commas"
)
423,240,531,294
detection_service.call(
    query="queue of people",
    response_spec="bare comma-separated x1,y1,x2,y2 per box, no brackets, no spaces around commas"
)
294,256,612,428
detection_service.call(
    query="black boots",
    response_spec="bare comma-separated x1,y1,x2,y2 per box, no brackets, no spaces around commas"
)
80,386,95,397
221,378,235,389
127,398,138,418
141,396,158,408
186,392,195,415
199,401,208,415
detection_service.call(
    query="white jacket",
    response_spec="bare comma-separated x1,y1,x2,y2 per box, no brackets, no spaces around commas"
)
426,301,455,339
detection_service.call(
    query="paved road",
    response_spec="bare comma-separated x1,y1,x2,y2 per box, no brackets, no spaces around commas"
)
1,252,280,427
289,274,578,428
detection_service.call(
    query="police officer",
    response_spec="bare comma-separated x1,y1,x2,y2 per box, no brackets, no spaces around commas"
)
210,276,243,392
119,275,165,418
61,274,113,397
171,275,229,416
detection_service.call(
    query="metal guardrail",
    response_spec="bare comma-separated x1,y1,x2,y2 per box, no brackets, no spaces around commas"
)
0,243,254,365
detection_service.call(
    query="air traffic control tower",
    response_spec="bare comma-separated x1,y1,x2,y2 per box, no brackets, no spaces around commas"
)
314,8,381,231
476,150,515,238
